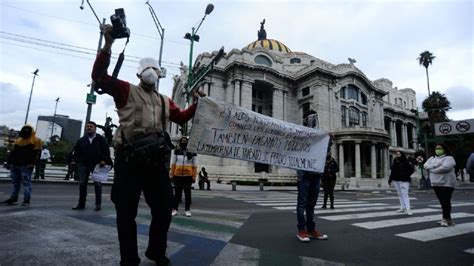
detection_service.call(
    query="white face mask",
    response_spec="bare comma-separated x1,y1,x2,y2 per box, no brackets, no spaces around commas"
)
141,68,158,85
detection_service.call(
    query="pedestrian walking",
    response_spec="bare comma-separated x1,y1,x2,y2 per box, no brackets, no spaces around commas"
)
321,154,339,209
34,145,50,180
171,137,198,217
466,152,474,182
389,151,415,215
71,121,112,211
295,111,328,242
424,143,457,227
198,167,210,190
91,24,204,265
2,125,42,206
64,149,77,181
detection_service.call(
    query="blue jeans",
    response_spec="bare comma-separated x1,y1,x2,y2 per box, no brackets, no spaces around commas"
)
296,173,321,231
10,165,34,199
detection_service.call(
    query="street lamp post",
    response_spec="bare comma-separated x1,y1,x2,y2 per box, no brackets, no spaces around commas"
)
183,3,214,135
84,18,106,135
25,69,39,125
146,0,165,88
50,97,60,141
411,108,431,189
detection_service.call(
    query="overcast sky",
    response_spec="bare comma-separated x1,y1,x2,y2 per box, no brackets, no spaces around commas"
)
0,0,472,134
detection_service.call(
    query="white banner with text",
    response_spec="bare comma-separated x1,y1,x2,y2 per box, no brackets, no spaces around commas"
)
188,97,330,172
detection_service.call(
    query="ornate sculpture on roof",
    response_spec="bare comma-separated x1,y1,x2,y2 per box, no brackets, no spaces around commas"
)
258,19,267,40
348,58,357,65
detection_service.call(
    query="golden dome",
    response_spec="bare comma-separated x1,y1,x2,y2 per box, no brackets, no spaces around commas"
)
246,39,291,53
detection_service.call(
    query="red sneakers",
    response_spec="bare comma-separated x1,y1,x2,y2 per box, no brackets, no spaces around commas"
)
296,230,310,242
307,230,328,240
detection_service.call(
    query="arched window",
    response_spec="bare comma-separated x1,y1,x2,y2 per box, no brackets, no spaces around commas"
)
254,55,272,67
362,112,368,127
349,107,360,126
346,86,359,101
341,106,347,127
361,93,367,105
290,58,301,64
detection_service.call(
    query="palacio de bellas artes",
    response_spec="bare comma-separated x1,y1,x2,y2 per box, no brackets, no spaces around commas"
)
171,21,419,188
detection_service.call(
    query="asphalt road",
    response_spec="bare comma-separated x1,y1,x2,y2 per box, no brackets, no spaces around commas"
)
0,182,473,266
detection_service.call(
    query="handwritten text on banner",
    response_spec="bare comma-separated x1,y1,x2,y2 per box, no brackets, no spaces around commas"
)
188,97,330,172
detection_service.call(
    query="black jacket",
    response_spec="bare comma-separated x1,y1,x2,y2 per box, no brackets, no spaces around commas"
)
72,134,111,168
322,158,339,180
389,158,414,182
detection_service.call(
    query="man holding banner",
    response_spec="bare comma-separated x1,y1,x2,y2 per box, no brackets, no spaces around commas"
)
187,98,330,242
295,112,329,242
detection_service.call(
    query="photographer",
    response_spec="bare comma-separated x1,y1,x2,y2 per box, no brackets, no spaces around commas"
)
92,24,204,265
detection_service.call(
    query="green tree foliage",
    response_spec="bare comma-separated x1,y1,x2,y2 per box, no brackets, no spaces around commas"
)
422,91,451,125
418,50,435,95
48,140,73,165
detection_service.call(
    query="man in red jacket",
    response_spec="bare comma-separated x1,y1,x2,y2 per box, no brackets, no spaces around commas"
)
92,24,203,266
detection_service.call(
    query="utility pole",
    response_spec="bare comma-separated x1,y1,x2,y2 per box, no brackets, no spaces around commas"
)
50,97,60,141
183,3,214,135
25,69,39,125
146,0,165,88
84,18,106,135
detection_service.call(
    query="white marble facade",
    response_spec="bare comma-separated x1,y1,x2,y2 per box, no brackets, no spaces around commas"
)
171,27,418,182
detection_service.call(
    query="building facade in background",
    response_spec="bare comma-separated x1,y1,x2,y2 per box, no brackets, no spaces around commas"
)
171,23,418,184
36,115,82,144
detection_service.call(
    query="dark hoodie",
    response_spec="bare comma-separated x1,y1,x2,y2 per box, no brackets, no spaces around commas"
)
8,125,42,166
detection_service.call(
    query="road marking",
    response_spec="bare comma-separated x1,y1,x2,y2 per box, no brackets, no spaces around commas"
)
353,213,474,229
245,199,351,203
359,197,417,201
319,208,438,221
396,222,474,242
428,202,474,208
464,248,474,254
258,202,379,207
277,205,400,212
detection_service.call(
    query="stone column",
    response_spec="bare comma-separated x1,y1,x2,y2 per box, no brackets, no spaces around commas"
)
345,108,349,127
338,143,345,179
412,126,418,149
240,81,253,110
371,142,377,179
390,121,396,147
272,88,284,120
402,123,408,148
383,145,390,179
355,141,361,178
233,80,241,106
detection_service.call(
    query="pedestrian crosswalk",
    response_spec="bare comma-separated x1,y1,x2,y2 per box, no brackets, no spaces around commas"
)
228,192,474,244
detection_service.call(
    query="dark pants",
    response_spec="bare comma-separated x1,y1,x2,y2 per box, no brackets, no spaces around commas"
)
198,179,210,190
77,163,102,206
111,151,173,265
66,163,78,180
34,160,47,179
322,178,336,207
296,174,321,231
433,186,454,219
174,176,193,211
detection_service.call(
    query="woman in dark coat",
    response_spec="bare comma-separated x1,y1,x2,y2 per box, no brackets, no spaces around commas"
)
389,151,415,215
321,154,339,209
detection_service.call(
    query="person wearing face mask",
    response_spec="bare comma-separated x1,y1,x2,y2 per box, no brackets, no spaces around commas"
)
170,137,197,217
91,25,205,266
388,151,415,215
71,121,112,211
424,143,457,227
2,125,42,206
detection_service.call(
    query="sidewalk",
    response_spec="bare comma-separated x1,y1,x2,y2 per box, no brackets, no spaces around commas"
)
1,167,473,191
